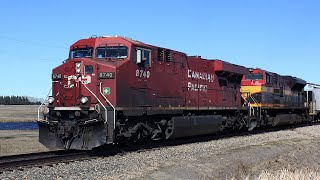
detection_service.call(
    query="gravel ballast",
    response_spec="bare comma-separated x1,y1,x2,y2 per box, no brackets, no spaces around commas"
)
1,124,320,179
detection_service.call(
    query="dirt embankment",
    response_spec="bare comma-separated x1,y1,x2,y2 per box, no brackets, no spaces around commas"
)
141,125,320,180
229,138,320,179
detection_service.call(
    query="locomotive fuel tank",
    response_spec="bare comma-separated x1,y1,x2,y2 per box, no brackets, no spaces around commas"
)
271,114,302,127
167,115,223,138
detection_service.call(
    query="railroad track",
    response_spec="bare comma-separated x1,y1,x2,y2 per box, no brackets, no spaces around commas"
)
0,150,90,173
0,122,317,174
0,145,131,174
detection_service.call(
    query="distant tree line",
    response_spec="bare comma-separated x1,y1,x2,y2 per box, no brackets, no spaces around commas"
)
0,96,42,105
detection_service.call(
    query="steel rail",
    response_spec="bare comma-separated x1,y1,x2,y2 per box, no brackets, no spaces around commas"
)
0,150,88,173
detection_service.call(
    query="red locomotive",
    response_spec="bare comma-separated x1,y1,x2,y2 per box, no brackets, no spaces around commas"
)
38,36,309,150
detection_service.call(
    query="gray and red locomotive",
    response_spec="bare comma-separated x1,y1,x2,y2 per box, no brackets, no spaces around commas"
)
38,36,311,150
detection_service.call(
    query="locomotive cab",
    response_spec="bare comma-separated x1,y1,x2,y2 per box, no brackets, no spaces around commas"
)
241,68,268,107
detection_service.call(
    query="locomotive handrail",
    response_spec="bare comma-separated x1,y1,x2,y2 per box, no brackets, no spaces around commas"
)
99,82,116,128
83,84,108,123
37,87,52,122
250,95,260,106
241,94,248,106
242,91,261,107
241,91,261,117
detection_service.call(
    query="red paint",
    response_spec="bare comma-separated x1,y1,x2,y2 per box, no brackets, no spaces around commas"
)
241,68,266,86
51,36,249,109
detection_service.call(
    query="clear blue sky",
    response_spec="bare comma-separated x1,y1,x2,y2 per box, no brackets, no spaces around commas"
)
0,0,319,98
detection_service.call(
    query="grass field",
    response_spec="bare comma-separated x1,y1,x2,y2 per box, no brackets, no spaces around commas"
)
0,130,48,156
0,105,40,122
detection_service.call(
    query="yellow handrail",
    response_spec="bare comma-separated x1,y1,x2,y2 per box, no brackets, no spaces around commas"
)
250,95,261,107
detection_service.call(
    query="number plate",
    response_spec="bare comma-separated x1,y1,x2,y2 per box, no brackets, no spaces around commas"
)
52,73,62,80
99,72,115,79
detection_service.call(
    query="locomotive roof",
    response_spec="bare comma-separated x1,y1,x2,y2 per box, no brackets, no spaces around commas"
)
71,35,186,55
212,59,249,75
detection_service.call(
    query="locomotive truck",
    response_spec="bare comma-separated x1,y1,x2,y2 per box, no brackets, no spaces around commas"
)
38,36,309,150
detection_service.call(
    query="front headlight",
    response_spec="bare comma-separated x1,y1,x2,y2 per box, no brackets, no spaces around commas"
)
80,97,88,104
48,97,55,104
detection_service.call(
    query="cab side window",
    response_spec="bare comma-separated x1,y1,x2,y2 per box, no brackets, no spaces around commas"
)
134,47,151,67
266,74,272,84
85,65,93,74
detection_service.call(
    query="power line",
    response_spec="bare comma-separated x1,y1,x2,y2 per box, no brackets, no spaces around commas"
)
0,49,64,62
0,34,65,49
0,51,64,62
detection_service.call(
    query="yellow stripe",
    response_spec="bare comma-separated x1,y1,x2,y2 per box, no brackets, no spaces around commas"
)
240,86,262,94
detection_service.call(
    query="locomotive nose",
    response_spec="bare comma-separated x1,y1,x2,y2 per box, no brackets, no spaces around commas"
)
55,60,98,106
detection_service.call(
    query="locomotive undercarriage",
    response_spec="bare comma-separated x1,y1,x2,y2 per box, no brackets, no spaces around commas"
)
39,107,311,150
114,110,251,145
114,108,311,146
115,116,169,145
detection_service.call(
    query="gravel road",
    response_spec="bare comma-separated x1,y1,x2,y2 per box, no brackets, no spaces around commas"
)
1,124,320,179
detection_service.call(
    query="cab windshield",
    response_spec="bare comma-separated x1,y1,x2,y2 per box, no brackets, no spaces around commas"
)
245,74,263,80
70,48,93,59
96,46,128,59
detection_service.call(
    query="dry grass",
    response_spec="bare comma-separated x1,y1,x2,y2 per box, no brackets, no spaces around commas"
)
0,130,48,156
256,168,320,180
0,105,40,122
0,105,48,155
231,168,320,180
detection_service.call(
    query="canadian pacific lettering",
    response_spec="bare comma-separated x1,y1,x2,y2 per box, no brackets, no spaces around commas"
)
188,82,208,92
187,69,214,92
187,69,214,82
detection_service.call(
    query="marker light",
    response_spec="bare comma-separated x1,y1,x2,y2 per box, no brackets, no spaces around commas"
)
75,62,81,73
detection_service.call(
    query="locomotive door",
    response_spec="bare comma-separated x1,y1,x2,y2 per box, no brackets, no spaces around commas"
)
132,47,153,107
59,63,81,106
